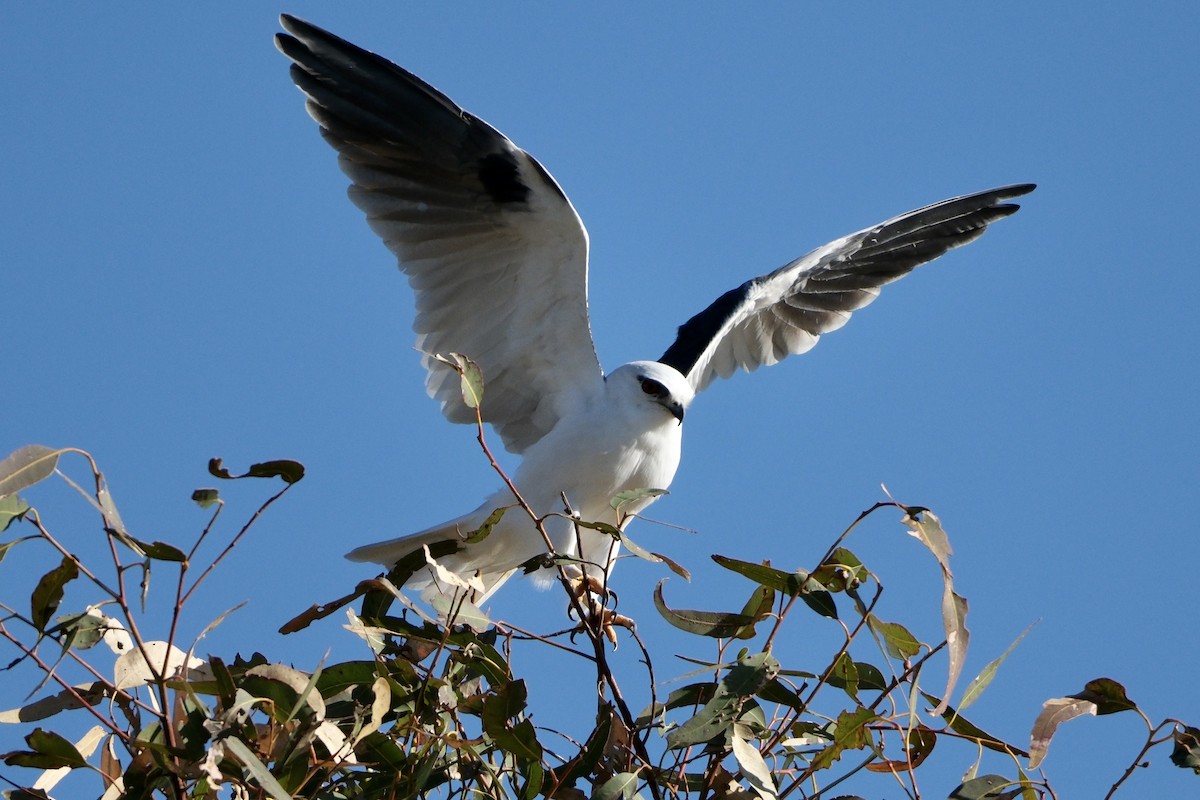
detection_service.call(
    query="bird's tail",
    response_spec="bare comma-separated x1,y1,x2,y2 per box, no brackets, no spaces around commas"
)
345,515,519,605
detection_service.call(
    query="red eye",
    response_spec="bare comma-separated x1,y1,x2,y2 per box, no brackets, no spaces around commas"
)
640,378,665,396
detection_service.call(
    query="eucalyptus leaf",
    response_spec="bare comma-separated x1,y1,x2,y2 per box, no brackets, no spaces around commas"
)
0,445,63,499
0,495,31,533
208,458,305,484
1171,725,1200,773
867,615,923,660
31,556,79,633
191,488,220,508
653,580,758,638
609,487,667,511
1027,696,1097,769
959,621,1037,711
593,772,640,800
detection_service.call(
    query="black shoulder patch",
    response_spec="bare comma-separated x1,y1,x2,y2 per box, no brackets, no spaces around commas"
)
658,281,753,379
477,151,530,205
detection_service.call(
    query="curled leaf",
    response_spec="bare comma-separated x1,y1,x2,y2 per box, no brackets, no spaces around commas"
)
1171,725,1200,773
431,352,485,409
465,505,511,543
208,458,304,484
1069,677,1137,715
902,508,953,575
1027,696,1097,769
935,589,969,716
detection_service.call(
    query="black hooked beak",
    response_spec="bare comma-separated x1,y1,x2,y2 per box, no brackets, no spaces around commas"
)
665,399,685,424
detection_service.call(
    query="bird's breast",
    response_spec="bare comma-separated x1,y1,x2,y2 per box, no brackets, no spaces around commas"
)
512,409,683,522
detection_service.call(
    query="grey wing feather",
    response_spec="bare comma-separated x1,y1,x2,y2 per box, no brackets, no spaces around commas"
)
659,184,1035,391
277,15,602,452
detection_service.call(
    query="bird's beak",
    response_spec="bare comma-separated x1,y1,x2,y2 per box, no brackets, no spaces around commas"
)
667,400,685,424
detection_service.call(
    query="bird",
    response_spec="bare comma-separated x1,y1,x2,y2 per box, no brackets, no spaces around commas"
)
275,15,1034,604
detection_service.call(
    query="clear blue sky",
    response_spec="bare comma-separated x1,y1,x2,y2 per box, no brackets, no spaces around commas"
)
3,4,1197,796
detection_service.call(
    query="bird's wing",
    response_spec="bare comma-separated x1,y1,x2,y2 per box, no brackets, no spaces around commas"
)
659,184,1035,392
277,16,602,453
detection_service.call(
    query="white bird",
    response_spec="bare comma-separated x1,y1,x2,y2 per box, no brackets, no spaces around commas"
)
275,16,1034,603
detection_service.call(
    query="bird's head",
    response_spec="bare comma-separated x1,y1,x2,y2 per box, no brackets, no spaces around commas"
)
608,361,694,425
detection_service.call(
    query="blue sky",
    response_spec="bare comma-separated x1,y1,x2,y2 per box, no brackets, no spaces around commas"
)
3,4,1197,796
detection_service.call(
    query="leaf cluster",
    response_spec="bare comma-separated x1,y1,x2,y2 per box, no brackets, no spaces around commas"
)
0,440,1195,800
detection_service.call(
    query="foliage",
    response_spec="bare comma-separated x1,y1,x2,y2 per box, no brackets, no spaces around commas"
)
0,370,1195,798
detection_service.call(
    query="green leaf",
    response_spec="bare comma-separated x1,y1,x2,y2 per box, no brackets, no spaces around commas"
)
569,518,623,538
1070,677,1138,715
712,554,807,595
620,532,692,580
801,589,838,619
484,679,528,723
636,682,716,728
756,677,807,711
867,614,923,660
132,538,187,562
902,508,953,575
0,445,63,499
825,653,860,700
734,585,775,639
208,458,305,484
808,707,878,772
31,556,79,633
0,495,31,533
948,774,1023,800
959,621,1037,711
1171,725,1200,773
813,547,868,592
241,674,303,724
50,610,105,650
482,680,542,763
653,580,759,638
222,736,295,800
191,488,220,508
315,660,380,698
665,653,779,750
609,487,668,511
0,535,32,564
465,505,511,543
448,352,485,409
593,772,640,800
2,728,88,770
938,589,970,715
356,731,410,771
724,651,781,696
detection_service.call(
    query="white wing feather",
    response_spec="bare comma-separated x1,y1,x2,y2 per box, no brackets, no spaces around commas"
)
278,16,602,452
660,184,1035,391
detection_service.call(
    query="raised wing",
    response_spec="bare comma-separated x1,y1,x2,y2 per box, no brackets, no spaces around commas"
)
277,15,603,452
659,184,1035,391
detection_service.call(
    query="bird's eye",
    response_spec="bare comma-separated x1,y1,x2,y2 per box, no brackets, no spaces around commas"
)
640,378,666,396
